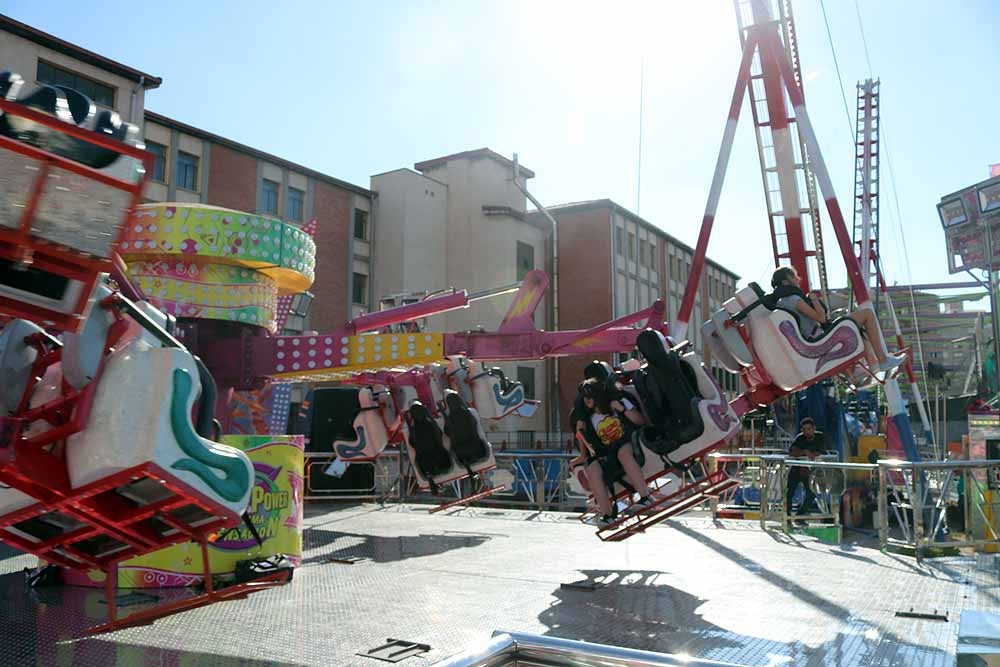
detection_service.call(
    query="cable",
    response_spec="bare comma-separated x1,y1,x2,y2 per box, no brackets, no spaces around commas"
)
853,0,875,78
851,0,937,432
818,0,856,142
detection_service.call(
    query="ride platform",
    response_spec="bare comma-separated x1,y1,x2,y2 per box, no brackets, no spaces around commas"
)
1,502,993,666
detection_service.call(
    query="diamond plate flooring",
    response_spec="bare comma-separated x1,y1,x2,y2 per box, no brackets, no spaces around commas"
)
1,503,997,666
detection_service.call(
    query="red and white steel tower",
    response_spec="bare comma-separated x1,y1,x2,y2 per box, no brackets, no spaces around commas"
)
733,0,828,298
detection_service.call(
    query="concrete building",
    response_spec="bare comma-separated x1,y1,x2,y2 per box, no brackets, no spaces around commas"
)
372,149,550,434
0,14,373,333
140,112,374,332
535,199,740,423
0,14,160,125
828,287,990,399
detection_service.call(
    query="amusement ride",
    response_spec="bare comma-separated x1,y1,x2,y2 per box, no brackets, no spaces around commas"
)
0,0,974,639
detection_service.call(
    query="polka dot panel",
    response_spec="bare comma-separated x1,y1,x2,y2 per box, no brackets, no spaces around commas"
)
121,203,315,294
270,332,444,380
131,271,277,329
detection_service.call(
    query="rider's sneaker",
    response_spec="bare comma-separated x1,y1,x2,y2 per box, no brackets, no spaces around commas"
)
878,354,905,374
585,514,615,528
624,496,656,516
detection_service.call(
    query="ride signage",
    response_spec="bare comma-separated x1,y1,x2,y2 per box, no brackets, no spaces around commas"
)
939,175,1000,273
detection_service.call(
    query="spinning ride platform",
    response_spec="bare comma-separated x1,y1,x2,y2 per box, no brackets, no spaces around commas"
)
0,503,990,666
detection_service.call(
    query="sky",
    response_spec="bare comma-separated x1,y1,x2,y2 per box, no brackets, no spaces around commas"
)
6,0,999,301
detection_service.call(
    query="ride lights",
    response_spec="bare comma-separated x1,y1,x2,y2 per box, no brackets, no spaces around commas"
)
937,197,969,229
976,177,1000,215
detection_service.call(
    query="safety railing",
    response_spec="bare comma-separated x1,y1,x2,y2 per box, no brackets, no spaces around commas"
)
478,451,584,511
707,451,784,513
876,458,1000,561
757,455,878,537
432,630,747,666
304,450,403,503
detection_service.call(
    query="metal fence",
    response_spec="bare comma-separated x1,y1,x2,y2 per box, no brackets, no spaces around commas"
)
877,458,1000,561
302,447,1000,561
432,631,745,667
757,455,877,538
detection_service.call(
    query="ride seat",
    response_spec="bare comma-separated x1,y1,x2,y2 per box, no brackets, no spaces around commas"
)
66,346,254,517
0,319,45,416
633,330,704,451
333,387,390,461
469,364,525,419
738,283,865,391
633,330,740,464
445,356,475,406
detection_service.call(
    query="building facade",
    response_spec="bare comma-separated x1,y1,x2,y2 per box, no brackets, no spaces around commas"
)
140,112,374,332
372,149,550,434
536,200,740,424
0,15,373,333
0,14,160,125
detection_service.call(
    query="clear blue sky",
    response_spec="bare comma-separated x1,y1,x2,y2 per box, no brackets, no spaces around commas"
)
7,0,998,299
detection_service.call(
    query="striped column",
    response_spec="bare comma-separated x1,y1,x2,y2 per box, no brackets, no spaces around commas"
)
766,33,921,462
675,32,759,340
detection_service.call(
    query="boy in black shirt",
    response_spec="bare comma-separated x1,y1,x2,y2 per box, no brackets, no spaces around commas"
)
786,417,828,516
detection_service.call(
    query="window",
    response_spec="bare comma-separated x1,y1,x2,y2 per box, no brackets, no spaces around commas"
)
650,243,657,270
145,141,166,183
352,273,368,305
176,151,198,191
354,209,368,240
262,179,279,215
516,241,534,280
628,232,636,261
615,228,624,256
639,240,647,266
516,366,535,400
37,60,115,107
286,187,304,221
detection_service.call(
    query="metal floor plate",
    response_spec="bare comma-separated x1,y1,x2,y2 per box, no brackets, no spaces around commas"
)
1,504,996,666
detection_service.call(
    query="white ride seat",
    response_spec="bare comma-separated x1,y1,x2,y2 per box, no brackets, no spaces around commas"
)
0,319,46,416
332,387,391,461
468,364,525,419
630,330,740,466
66,345,254,518
445,356,475,406
0,319,47,517
737,283,865,391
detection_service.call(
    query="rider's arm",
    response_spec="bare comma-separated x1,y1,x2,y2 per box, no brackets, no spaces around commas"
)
795,298,829,324
611,399,646,426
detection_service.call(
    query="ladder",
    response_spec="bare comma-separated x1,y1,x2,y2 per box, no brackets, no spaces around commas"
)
733,0,828,297
851,79,881,309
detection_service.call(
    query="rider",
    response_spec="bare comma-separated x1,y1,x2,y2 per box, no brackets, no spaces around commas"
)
569,360,620,468
578,378,654,527
770,266,905,374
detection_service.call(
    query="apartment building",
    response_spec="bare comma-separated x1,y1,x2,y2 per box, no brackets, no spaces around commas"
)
140,112,373,332
0,14,160,125
0,14,373,333
535,199,740,422
372,149,550,433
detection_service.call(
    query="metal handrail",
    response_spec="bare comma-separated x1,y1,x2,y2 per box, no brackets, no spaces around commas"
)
876,458,1000,560
431,631,747,666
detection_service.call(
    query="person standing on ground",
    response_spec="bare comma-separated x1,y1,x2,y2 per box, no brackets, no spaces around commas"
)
786,417,828,518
